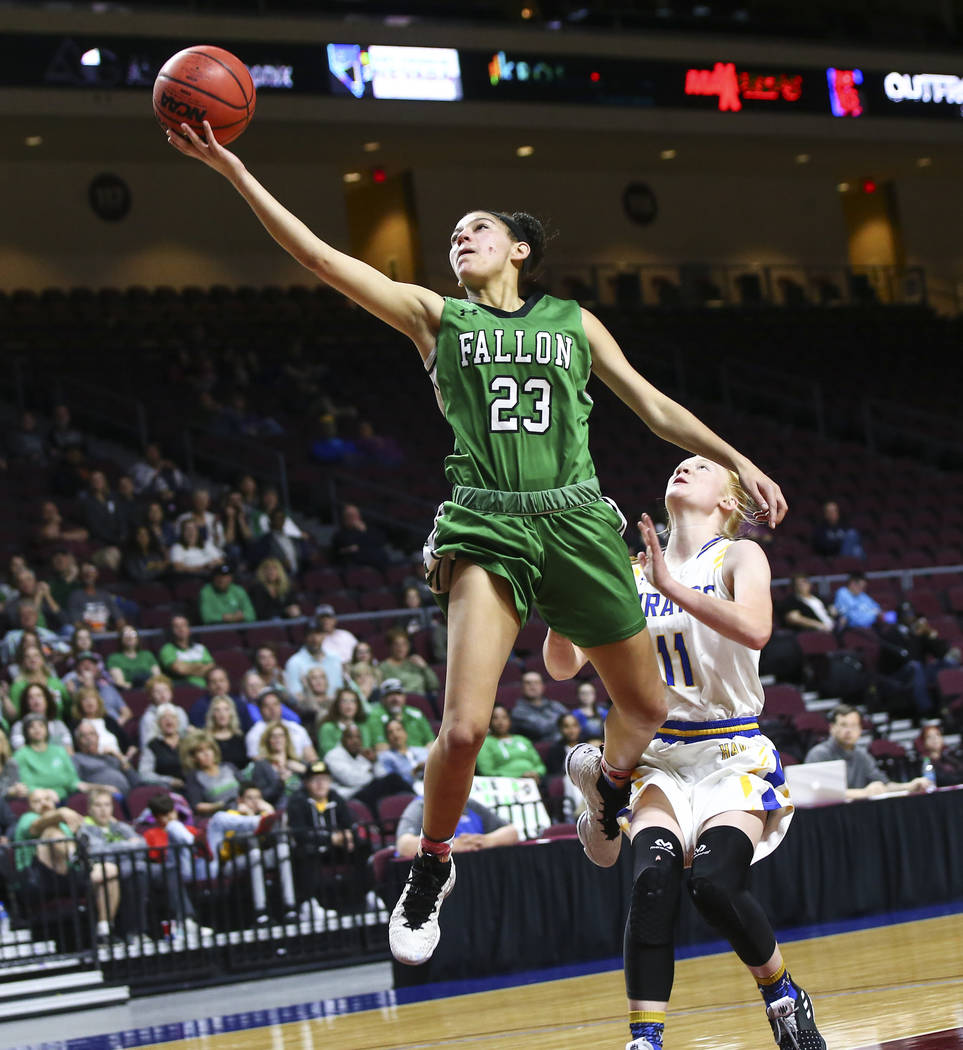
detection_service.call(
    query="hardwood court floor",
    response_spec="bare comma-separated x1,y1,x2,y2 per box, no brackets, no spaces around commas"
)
148,913,963,1050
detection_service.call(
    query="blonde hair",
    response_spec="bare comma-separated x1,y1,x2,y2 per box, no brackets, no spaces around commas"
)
146,674,174,702
258,719,296,761
255,557,291,597
719,469,759,539
180,730,222,771
205,695,241,735
72,686,106,720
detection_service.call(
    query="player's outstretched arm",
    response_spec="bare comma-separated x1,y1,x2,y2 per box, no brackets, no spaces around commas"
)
637,514,773,649
167,121,444,357
583,309,787,528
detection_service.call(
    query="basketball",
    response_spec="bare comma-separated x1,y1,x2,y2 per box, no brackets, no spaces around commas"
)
153,45,255,145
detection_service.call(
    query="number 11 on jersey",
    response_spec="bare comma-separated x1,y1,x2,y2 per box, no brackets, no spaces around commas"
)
655,631,694,687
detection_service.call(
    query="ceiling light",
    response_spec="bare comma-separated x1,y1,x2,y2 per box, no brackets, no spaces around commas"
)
363,141,381,153
795,153,811,164
836,181,850,192
343,172,362,184
516,145,535,157
916,156,932,168
660,149,676,160
520,6,534,17
24,135,43,147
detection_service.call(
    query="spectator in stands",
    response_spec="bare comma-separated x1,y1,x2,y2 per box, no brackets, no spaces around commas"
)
139,703,188,788
355,418,404,467
140,792,214,943
287,759,362,923
779,573,835,633
250,721,307,806
2,607,70,673
510,671,568,744
833,572,885,630
176,488,225,549
250,557,301,621
379,628,439,698
331,503,388,570
253,507,305,578
46,549,82,612
295,666,333,732
45,404,86,462
8,567,63,629
139,675,188,748
34,501,89,553
9,684,73,751
377,718,429,788
169,519,225,576
114,474,142,530
237,474,260,533
180,730,241,816
0,727,22,799
318,688,371,757
812,500,864,559
245,688,316,762
107,625,160,689
62,651,130,724
79,786,148,938
571,680,608,742
130,442,189,498
145,499,177,550
395,585,447,665
67,687,130,756
805,704,930,799
365,679,436,752
12,713,80,796
345,641,383,689
5,410,46,466
66,560,125,633
14,786,121,943
476,703,546,780
544,711,586,776
220,489,253,565
10,654,69,718
204,694,249,770
915,723,963,787
350,665,381,708
188,665,253,732
81,470,127,571
72,720,138,794
314,604,358,665
251,645,291,699
198,564,255,625
159,615,215,688
324,724,412,815
257,486,309,545
394,795,517,860
123,524,171,584
284,621,344,698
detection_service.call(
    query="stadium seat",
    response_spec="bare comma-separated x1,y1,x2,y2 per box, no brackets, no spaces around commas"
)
762,684,806,720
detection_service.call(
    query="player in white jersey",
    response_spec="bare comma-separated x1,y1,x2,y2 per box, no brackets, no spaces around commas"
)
546,457,826,1050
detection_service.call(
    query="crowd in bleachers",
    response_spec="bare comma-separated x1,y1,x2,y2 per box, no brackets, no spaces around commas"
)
1,285,962,955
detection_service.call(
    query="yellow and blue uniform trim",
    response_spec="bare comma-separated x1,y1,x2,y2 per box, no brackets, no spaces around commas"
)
655,716,761,743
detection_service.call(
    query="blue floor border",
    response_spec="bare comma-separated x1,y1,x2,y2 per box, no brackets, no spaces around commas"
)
10,898,963,1050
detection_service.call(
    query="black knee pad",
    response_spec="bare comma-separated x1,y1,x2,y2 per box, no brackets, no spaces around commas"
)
624,827,683,1003
687,825,775,967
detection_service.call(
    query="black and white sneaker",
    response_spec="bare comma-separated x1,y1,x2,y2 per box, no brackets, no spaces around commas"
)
767,986,827,1050
566,742,629,867
389,853,456,966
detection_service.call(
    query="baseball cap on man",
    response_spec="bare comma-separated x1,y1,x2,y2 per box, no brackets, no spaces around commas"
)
380,678,405,696
303,760,329,780
315,604,336,617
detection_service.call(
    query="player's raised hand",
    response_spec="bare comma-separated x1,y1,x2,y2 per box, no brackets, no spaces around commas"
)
736,464,788,529
637,512,672,591
166,120,244,181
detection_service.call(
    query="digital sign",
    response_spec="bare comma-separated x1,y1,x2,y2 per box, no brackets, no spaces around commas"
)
2,32,962,122
327,43,462,101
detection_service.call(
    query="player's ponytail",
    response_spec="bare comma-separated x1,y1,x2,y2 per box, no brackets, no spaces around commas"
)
721,470,760,539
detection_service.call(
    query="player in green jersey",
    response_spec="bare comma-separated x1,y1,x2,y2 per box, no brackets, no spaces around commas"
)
168,122,788,968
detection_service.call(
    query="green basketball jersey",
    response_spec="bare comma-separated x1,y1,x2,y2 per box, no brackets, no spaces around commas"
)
427,292,596,492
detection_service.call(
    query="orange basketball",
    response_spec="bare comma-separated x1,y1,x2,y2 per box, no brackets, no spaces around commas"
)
153,45,255,145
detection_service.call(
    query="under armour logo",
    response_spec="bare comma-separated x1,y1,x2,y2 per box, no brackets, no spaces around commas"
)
651,838,676,855
693,843,711,858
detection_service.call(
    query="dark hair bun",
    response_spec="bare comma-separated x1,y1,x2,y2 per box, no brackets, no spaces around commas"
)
509,212,546,278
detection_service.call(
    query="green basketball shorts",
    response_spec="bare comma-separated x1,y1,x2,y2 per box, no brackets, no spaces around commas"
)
423,477,646,649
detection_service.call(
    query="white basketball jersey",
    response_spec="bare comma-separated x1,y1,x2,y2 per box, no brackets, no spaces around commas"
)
633,536,764,722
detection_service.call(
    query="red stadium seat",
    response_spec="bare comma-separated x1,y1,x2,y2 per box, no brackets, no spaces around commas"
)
762,684,806,720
